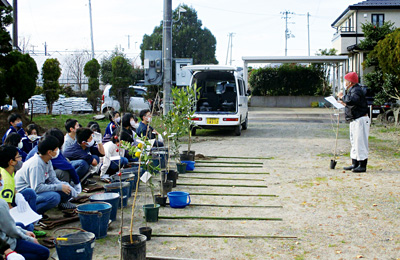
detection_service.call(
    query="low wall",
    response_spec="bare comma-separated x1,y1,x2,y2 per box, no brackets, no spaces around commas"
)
250,96,327,108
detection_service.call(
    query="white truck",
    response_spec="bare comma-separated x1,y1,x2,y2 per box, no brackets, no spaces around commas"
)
185,65,250,136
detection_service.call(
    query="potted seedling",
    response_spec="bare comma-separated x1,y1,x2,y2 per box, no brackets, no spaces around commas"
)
171,86,200,165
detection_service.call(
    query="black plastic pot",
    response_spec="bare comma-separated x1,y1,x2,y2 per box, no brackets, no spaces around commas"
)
139,227,152,241
180,151,195,161
161,180,173,196
154,195,167,207
121,234,146,260
330,160,337,169
176,163,187,174
166,170,178,187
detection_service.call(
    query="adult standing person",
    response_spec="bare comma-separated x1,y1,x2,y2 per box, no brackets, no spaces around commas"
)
338,72,370,173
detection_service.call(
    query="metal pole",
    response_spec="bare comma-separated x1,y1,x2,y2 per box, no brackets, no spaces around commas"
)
12,0,18,49
307,12,310,56
225,34,231,65
230,33,234,66
163,0,172,115
285,12,288,56
88,0,95,59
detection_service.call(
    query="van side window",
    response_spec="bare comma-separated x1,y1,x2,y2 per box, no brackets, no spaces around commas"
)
238,79,244,96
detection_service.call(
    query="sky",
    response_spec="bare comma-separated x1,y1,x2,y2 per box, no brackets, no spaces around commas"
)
14,0,355,78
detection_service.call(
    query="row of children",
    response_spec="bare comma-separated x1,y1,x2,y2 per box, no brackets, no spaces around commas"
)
0,108,163,260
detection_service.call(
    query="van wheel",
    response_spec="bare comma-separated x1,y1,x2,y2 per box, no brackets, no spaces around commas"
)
241,115,248,130
234,125,241,136
191,127,196,136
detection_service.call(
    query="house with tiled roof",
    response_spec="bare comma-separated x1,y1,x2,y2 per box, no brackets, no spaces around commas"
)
331,0,400,82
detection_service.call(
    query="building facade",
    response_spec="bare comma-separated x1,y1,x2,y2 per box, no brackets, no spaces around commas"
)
331,0,400,82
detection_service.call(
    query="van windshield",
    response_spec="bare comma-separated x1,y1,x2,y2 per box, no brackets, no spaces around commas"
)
192,71,237,113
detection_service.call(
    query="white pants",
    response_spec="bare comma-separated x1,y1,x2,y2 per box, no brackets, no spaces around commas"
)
349,116,370,160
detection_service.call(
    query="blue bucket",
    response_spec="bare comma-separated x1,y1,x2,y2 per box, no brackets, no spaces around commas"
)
167,191,191,208
111,173,135,197
77,202,112,239
104,182,130,208
54,228,95,260
181,160,195,171
89,193,119,222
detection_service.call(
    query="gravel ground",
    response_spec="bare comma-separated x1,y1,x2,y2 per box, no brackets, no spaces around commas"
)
49,107,400,260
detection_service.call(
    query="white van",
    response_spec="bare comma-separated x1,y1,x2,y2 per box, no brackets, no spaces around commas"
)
186,65,250,136
101,84,150,113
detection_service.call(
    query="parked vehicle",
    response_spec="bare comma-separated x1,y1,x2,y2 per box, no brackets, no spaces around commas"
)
101,85,150,113
185,65,250,136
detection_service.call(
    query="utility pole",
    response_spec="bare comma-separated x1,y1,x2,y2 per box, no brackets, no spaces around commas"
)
12,0,18,49
281,10,294,56
125,35,133,49
225,34,231,65
88,0,95,59
43,42,47,56
307,12,310,56
229,33,234,66
225,33,235,65
162,0,172,115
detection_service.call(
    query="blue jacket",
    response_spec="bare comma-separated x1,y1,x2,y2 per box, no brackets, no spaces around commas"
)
63,142,103,166
2,126,26,143
104,122,117,137
21,136,39,154
136,122,156,139
26,146,80,184
17,148,27,162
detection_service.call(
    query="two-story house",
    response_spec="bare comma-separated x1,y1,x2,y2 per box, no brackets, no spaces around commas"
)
331,0,400,82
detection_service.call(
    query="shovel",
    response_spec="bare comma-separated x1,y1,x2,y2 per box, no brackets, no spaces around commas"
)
330,112,340,169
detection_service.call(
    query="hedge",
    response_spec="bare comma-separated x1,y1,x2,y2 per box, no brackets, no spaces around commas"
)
248,64,324,96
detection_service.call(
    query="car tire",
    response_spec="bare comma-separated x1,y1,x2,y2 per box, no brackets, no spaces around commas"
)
234,125,241,136
102,107,114,114
241,115,248,130
191,127,196,136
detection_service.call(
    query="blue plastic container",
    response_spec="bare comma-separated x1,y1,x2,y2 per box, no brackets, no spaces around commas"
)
104,182,130,208
55,230,96,260
77,202,112,239
111,173,135,197
181,160,195,171
89,193,119,222
152,151,168,169
167,191,191,208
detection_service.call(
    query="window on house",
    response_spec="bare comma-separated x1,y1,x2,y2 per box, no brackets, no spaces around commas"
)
372,14,384,27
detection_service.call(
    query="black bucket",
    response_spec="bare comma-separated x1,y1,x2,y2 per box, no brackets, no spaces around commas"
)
154,195,167,207
121,234,146,260
330,160,337,169
54,228,96,260
139,227,152,241
166,170,177,187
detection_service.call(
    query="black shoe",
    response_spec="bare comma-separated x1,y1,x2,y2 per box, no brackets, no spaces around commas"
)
58,201,77,210
344,159,359,170
352,159,368,173
83,179,97,186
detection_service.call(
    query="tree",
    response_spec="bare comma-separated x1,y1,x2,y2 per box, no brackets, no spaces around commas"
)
371,28,400,102
0,5,13,105
313,48,338,95
42,58,62,114
0,5,12,56
100,48,127,84
4,51,38,109
65,50,90,92
140,4,218,65
111,56,131,112
361,22,397,104
84,58,101,112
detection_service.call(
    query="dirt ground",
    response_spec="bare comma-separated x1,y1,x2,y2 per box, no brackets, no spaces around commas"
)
48,107,400,260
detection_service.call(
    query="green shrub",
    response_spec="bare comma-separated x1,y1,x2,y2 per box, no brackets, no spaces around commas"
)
248,64,324,96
